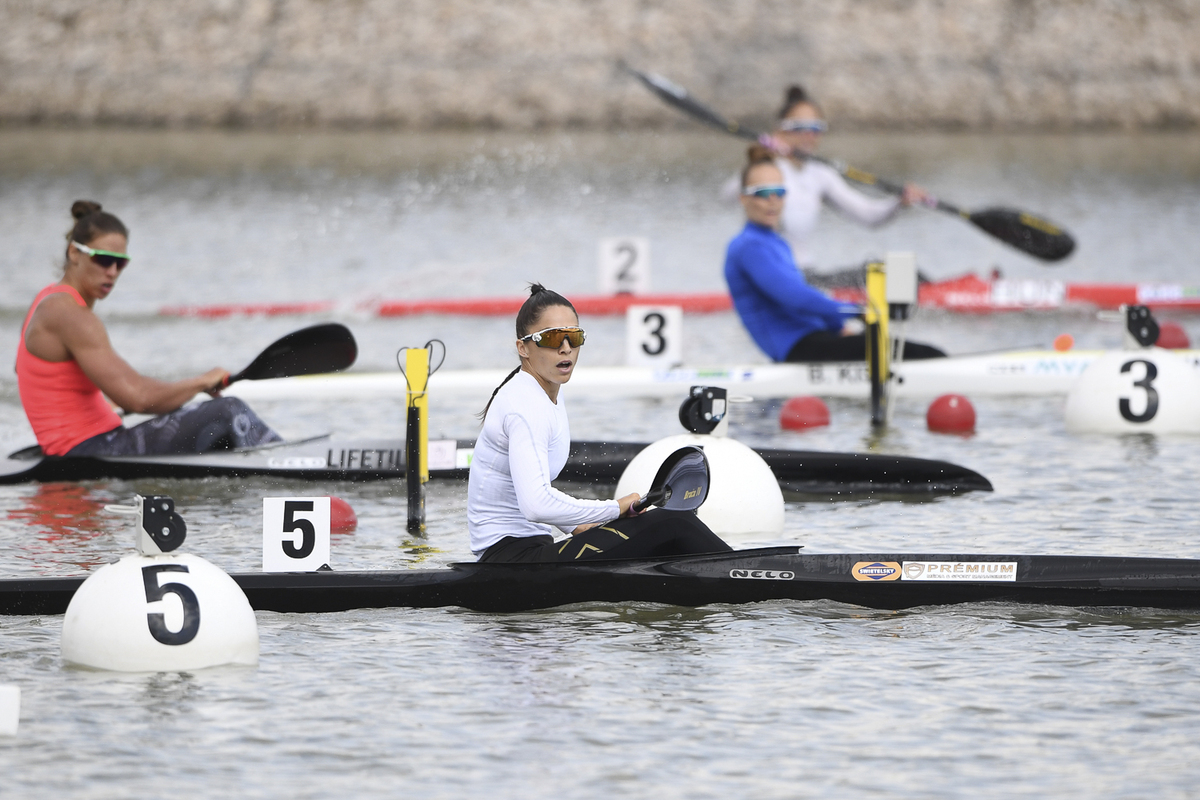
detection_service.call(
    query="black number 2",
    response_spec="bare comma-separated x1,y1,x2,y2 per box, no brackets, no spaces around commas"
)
141,564,200,646
1119,359,1159,422
615,243,638,284
283,500,316,558
641,312,667,356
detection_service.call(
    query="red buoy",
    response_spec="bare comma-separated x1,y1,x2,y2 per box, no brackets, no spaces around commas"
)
1158,321,1191,349
330,496,358,533
780,396,831,430
927,394,976,434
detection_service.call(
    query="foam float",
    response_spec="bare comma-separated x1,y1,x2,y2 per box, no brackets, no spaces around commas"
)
1065,306,1200,434
615,386,785,538
61,495,259,672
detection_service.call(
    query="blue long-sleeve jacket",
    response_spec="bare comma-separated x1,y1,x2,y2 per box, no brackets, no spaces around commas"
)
723,222,852,362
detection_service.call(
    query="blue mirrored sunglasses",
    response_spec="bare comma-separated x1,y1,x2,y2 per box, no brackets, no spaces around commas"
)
778,119,828,133
742,185,787,199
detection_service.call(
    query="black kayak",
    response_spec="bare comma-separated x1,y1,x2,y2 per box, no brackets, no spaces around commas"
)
0,437,991,495
4,547,1200,616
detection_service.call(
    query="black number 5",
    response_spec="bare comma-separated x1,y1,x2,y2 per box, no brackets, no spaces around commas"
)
641,312,667,356
283,500,316,558
142,564,200,646
1119,359,1159,422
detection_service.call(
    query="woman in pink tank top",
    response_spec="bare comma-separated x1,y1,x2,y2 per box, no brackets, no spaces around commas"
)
16,200,281,457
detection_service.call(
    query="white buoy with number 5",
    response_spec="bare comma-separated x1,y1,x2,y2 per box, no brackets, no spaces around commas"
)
1065,306,1200,434
61,495,259,672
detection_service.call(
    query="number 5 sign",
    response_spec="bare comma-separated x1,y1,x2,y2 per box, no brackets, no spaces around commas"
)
263,497,331,572
599,237,650,294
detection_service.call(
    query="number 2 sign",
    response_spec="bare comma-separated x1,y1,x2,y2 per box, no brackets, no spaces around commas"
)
599,237,650,294
263,497,331,572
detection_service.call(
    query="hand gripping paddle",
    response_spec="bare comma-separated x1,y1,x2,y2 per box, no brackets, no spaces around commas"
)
224,323,358,387
632,445,711,513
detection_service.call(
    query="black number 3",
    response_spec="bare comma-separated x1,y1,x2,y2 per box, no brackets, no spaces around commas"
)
1119,359,1159,422
142,564,200,646
641,312,667,356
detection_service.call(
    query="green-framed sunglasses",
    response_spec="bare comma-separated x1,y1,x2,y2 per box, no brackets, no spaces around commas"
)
73,241,130,270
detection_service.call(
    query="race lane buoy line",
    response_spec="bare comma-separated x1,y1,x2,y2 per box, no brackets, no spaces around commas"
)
616,387,784,539
927,394,976,434
1065,306,1200,434
61,496,259,672
779,396,831,430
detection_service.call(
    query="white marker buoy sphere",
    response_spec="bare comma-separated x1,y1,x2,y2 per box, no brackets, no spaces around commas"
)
615,434,784,538
1065,348,1200,434
62,553,258,672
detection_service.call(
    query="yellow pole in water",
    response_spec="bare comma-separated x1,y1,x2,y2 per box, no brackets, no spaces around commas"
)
404,347,431,533
864,262,890,427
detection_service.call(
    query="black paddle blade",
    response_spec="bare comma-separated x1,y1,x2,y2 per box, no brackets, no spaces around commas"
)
633,445,710,513
230,323,358,383
621,64,758,140
967,207,1076,262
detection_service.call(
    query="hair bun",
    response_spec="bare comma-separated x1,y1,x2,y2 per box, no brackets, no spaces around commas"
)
528,282,547,296
71,200,103,220
746,144,775,165
778,85,814,118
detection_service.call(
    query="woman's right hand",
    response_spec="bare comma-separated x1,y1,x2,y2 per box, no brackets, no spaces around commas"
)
617,492,642,517
199,368,231,397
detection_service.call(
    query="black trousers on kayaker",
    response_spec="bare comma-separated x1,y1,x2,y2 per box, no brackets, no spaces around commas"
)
786,331,947,363
66,397,282,457
478,509,732,563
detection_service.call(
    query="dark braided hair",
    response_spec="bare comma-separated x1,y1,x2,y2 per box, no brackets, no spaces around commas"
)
477,283,579,421
64,200,128,271
778,85,820,119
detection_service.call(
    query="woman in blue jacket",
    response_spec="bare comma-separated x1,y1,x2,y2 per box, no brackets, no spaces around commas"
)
724,146,945,363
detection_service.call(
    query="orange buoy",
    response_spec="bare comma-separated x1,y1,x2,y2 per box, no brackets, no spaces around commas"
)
1157,321,1191,349
927,394,976,434
1053,333,1074,352
780,396,831,430
330,496,358,533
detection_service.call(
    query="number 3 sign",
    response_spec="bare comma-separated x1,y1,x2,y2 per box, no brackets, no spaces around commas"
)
263,497,331,572
626,305,683,368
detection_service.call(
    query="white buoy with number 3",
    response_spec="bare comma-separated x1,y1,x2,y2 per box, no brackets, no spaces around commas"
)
1065,307,1200,434
61,495,258,672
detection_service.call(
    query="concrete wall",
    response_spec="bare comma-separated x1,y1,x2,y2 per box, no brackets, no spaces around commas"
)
2,0,1197,130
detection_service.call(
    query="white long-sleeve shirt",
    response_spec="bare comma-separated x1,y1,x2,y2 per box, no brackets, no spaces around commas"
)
467,370,620,554
723,158,902,268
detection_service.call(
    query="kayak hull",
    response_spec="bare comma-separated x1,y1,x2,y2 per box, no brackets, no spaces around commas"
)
5,548,1200,616
0,439,992,495
222,350,1200,401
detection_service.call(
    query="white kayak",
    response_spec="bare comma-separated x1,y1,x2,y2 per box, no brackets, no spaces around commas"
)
222,348,1200,402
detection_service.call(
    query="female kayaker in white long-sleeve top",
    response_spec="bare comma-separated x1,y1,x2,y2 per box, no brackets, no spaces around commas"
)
467,284,730,563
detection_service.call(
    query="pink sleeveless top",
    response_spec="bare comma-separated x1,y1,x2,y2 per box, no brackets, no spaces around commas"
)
15,284,122,455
